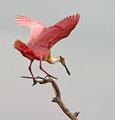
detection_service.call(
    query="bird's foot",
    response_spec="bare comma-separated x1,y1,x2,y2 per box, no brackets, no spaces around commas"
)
21,76,37,86
32,79,37,86
44,74,58,79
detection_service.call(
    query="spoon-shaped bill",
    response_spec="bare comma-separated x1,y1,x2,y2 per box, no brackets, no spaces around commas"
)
63,63,70,75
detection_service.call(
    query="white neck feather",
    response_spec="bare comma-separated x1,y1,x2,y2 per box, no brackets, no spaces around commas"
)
47,56,60,64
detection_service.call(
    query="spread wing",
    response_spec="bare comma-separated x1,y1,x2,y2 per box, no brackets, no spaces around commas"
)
30,13,80,50
16,15,46,44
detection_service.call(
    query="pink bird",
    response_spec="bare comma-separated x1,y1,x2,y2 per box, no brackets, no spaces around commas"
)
14,13,80,85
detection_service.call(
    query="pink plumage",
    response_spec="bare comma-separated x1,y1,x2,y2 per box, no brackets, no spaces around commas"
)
14,13,80,86
16,15,46,44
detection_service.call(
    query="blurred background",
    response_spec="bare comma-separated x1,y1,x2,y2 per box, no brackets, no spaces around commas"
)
0,0,115,120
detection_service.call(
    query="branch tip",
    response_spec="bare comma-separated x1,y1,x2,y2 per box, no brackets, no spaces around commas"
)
74,112,80,117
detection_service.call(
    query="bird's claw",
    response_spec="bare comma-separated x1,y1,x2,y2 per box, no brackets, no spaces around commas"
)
32,79,37,86
21,75,37,86
44,74,58,79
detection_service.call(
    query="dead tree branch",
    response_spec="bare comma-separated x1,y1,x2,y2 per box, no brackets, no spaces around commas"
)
21,76,79,120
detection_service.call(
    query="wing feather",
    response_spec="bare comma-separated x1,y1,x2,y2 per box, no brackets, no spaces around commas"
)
16,15,46,43
29,13,80,50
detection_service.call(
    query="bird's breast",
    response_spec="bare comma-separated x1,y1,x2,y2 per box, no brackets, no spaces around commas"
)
33,48,50,61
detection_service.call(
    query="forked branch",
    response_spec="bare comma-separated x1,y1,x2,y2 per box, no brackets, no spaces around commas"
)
21,76,79,120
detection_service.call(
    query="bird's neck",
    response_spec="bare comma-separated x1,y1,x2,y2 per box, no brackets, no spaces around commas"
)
47,56,60,64
45,50,60,64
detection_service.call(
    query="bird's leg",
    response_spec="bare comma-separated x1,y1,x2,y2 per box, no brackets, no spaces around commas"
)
29,60,37,86
39,60,58,79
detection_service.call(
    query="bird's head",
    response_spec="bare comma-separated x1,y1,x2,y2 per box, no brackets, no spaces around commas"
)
60,56,70,75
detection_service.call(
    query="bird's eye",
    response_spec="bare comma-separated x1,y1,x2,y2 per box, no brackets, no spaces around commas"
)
60,56,64,62
60,56,62,62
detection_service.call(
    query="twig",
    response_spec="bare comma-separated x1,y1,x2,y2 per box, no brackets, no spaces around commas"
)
21,76,79,120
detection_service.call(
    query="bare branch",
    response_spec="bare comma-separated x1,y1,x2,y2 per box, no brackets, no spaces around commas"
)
21,76,79,120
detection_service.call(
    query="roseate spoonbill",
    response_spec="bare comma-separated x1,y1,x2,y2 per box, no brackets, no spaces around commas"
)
14,13,80,85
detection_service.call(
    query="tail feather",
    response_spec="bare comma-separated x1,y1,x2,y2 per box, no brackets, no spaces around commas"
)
14,40,27,52
14,39,36,60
